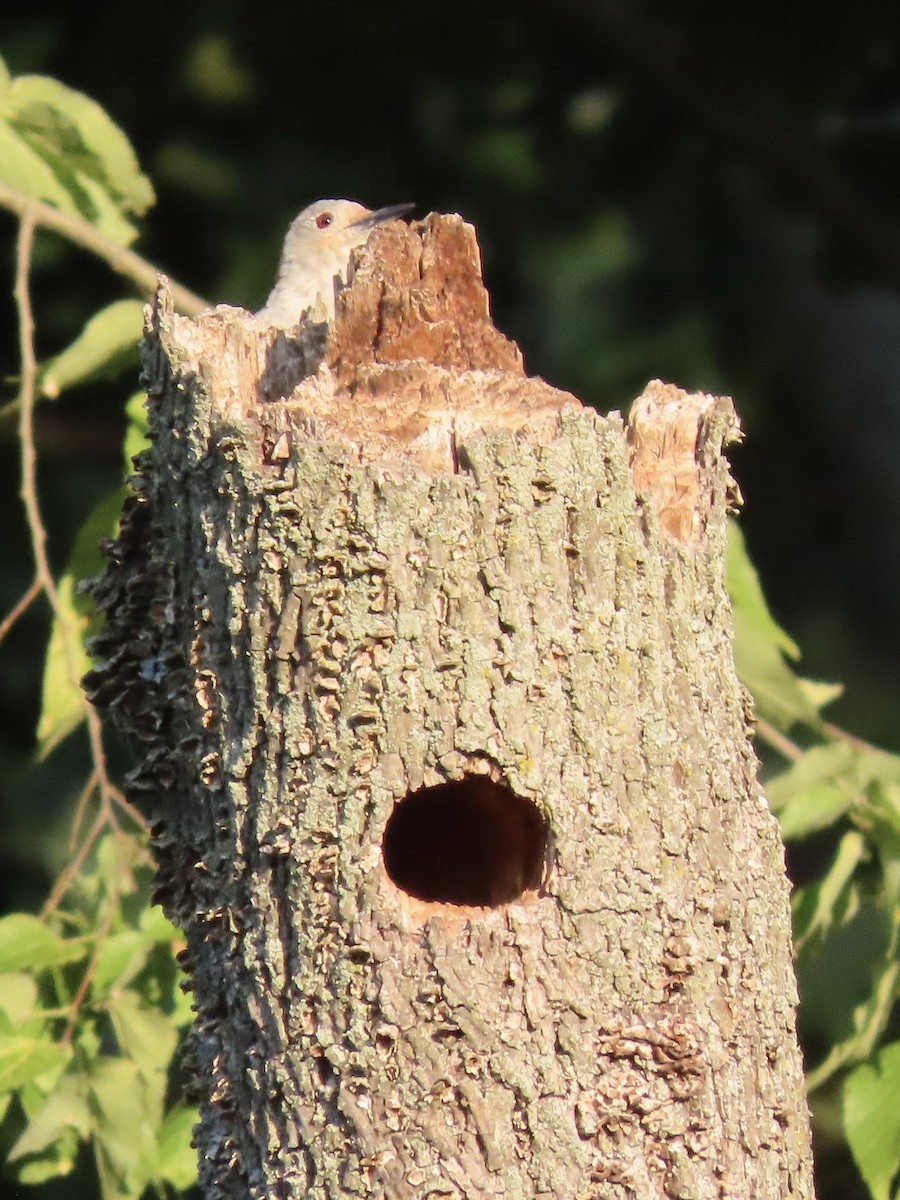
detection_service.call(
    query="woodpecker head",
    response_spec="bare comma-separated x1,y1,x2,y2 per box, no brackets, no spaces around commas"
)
276,199,415,280
258,199,415,326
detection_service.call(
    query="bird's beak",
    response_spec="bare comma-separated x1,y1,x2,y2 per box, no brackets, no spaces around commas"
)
353,202,415,230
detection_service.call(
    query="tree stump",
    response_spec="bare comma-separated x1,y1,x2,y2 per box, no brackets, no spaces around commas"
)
87,214,815,1199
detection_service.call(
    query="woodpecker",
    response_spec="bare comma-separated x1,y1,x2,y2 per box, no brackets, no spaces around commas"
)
256,199,414,327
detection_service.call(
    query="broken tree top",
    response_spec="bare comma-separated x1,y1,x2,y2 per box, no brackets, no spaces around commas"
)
149,211,740,531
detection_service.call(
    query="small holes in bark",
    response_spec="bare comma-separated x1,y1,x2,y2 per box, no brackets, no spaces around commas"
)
314,1056,336,1089
382,778,548,907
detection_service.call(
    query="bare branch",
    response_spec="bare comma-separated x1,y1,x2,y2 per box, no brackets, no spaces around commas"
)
754,717,805,763
0,576,42,646
15,206,139,914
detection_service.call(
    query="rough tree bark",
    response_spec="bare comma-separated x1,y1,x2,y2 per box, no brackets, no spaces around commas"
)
87,213,816,1200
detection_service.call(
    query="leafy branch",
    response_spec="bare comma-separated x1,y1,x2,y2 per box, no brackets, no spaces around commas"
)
13,199,147,1005
0,59,198,1199
0,180,207,317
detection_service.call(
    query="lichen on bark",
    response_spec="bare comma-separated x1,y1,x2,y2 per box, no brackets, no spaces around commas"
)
86,214,815,1200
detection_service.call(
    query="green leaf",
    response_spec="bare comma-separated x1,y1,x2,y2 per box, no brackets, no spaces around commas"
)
6,73,154,215
93,828,141,899
37,489,126,756
88,1058,160,1200
0,972,39,1028
69,169,140,245
767,741,860,840
107,991,177,1078
155,1104,199,1190
844,1041,900,1200
0,914,88,973
0,974,42,1041
36,570,92,756
777,779,857,841
7,1071,90,1170
0,1035,70,1093
792,830,867,953
12,1127,81,1185
864,783,900,906
860,751,900,793
137,940,194,1028
92,932,151,995
72,1012,102,1063
124,390,150,470
801,902,900,1091
797,677,844,711
138,899,179,944
867,780,900,839
727,520,800,659
768,741,900,842
0,118,81,211
727,521,821,732
40,300,143,398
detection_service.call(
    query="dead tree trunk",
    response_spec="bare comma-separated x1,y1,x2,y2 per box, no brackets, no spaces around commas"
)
87,214,815,1200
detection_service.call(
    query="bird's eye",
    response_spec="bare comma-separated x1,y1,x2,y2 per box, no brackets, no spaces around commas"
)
315,212,333,229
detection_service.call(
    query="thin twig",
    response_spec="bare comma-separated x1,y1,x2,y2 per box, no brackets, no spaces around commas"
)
754,717,805,763
0,180,208,316
16,211,59,606
16,212,92,718
757,713,890,771
41,810,107,920
110,784,150,833
15,210,132,915
62,879,119,1045
0,576,42,645
68,768,100,852
822,720,886,757
84,705,118,821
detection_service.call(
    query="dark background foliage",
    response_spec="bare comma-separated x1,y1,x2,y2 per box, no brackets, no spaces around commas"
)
3,4,900,1197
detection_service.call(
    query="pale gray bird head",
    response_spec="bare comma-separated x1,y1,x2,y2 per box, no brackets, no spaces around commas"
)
257,199,414,327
